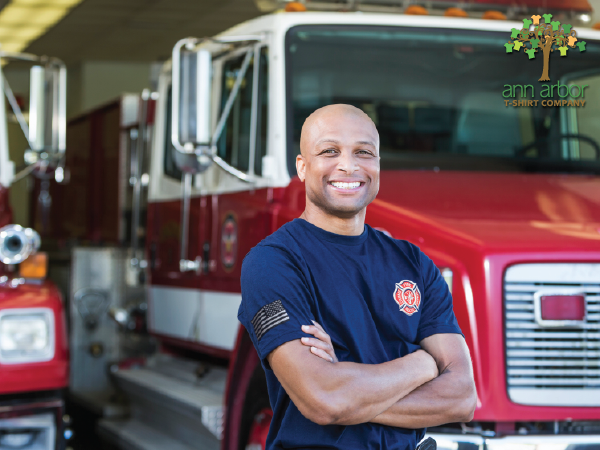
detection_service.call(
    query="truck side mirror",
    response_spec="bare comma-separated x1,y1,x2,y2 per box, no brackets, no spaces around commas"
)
171,39,212,165
28,62,66,159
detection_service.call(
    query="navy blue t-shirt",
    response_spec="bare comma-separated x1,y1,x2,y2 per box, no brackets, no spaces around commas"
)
238,218,462,450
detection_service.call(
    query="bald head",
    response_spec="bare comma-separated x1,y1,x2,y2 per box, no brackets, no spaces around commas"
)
300,104,379,156
295,103,380,222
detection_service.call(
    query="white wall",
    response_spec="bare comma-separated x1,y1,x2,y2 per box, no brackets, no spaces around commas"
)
74,61,152,116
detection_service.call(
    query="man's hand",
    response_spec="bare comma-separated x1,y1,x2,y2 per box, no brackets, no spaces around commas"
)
301,322,438,380
300,321,339,363
267,328,438,426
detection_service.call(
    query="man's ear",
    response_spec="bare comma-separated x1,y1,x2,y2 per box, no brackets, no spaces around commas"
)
296,154,306,182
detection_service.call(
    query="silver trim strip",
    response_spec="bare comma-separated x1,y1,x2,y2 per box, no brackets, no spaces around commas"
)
505,263,600,283
427,432,600,449
507,388,600,407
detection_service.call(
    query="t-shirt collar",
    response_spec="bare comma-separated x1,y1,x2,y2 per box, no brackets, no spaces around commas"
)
293,218,369,246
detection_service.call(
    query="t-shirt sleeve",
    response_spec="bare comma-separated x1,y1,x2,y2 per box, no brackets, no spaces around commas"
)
239,244,315,370
416,250,463,342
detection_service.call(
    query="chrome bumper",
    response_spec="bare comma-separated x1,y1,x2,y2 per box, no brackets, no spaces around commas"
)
428,432,600,450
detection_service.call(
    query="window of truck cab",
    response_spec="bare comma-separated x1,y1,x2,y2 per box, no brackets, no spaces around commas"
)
162,46,269,184
285,25,600,175
215,45,269,179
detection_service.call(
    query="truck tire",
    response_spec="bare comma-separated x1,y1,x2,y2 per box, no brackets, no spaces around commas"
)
239,366,272,450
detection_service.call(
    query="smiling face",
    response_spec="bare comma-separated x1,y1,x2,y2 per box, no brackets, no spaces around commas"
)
296,105,380,219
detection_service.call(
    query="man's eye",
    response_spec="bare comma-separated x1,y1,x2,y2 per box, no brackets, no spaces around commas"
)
322,149,337,154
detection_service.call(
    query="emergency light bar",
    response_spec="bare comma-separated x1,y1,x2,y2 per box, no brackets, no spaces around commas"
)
256,0,592,21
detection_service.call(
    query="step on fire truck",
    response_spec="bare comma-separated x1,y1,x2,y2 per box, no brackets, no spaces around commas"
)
0,51,69,449
44,0,600,449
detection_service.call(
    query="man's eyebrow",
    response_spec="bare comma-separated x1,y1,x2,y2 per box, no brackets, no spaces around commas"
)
315,139,376,147
315,139,340,146
356,140,376,147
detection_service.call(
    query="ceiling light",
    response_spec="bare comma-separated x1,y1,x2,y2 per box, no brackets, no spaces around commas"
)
0,0,84,56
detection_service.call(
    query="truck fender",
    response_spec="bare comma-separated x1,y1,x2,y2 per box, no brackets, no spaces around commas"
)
223,324,261,450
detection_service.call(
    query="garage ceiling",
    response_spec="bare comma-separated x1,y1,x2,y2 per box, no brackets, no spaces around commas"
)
24,0,263,64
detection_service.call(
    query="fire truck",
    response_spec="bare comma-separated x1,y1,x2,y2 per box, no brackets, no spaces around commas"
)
0,52,69,449
41,0,600,449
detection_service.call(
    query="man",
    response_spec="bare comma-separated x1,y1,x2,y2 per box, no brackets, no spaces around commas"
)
238,104,477,450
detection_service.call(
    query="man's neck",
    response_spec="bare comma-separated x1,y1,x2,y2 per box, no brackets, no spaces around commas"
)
300,206,365,236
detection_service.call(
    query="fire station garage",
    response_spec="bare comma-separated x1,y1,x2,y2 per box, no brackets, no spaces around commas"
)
1,0,600,449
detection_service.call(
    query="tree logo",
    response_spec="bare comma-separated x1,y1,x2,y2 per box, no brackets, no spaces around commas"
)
505,14,586,81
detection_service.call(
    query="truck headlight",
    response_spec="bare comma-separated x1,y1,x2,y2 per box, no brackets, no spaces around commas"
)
0,308,54,364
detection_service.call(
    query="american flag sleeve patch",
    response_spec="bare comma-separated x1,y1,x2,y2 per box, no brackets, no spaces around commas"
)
251,299,290,342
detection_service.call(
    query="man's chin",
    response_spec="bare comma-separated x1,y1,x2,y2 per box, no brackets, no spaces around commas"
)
320,200,369,218
306,190,376,218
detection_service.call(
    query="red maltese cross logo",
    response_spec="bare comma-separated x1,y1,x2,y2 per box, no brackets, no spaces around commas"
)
394,280,421,316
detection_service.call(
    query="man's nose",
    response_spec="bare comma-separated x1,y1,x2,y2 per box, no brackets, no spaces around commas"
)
337,150,359,174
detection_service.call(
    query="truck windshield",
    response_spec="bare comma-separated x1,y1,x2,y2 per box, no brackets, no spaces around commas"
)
285,25,600,174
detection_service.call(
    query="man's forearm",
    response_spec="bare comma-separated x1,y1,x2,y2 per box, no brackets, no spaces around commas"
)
369,365,477,428
319,351,436,425
270,342,437,426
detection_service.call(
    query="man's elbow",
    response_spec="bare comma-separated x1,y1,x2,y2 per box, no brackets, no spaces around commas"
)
302,403,337,426
299,393,353,426
454,382,477,422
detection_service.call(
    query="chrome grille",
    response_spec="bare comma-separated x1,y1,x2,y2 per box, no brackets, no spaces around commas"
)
504,263,600,407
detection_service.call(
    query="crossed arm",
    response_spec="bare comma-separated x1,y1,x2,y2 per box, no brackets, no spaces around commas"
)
267,323,477,428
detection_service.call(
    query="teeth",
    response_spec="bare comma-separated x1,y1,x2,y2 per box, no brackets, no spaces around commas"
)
331,182,360,189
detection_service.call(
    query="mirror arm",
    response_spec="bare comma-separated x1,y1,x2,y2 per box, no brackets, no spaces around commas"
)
211,153,254,182
212,35,265,44
179,171,201,274
130,90,150,269
0,51,41,63
2,75,34,151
